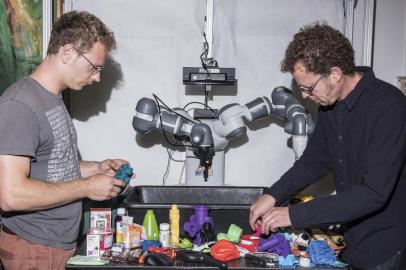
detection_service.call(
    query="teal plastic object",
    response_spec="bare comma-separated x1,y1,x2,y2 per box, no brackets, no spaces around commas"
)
143,209,159,241
115,164,133,184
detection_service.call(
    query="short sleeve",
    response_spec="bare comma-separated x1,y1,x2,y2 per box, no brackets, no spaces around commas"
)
0,101,40,158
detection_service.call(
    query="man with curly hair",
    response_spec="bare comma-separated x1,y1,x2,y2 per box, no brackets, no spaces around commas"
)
250,22,406,269
0,11,128,270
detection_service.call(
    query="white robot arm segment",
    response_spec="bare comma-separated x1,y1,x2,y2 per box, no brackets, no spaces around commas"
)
211,87,315,159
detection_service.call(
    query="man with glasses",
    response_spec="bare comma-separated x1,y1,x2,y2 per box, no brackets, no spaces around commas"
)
250,22,406,269
0,11,129,270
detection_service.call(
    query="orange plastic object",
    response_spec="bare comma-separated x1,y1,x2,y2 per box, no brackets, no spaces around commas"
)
210,240,240,262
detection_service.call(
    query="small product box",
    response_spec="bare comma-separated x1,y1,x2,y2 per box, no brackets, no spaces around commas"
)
123,224,143,249
90,208,111,230
86,234,101,257
87,228,113,257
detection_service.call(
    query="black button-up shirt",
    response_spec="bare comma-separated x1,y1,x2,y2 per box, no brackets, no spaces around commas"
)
264,67,406,268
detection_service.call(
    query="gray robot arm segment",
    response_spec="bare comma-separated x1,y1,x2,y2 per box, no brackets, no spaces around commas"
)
132,98,213,147
132,97,159,134
244,97,273,121
271,86,315,136
271,86,315,159
190,123,214,147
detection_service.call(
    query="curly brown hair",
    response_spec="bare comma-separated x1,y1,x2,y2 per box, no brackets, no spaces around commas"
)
47,11,116,55
281,22,355,75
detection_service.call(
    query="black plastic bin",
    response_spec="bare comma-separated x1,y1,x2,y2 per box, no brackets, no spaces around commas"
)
121,185,266,235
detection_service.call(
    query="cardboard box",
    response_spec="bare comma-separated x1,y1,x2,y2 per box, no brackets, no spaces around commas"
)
90,208,111,230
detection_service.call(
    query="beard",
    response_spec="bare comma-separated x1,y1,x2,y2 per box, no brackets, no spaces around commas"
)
325,81,335,97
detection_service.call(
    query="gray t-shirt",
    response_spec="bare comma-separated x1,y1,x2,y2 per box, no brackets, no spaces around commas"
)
0,77,81,250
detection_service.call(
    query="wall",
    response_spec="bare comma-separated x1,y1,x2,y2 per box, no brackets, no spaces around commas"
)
65,0,345,190
373,0,406,85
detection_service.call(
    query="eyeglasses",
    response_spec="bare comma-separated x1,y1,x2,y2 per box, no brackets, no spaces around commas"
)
296,73,328,95
74,48,103,75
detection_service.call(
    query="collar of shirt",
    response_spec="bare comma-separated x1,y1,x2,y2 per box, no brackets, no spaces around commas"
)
342,66,375,111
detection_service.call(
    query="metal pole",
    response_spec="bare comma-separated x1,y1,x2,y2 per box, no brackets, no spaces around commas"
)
205,0,214,59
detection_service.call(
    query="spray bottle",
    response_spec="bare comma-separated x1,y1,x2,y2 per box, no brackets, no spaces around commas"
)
169,204,180,245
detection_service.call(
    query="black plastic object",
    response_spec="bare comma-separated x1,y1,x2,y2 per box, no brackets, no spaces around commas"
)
183,67,236,85
144,252,174,266
194,108,219,119
244,252,278,268
200,222,215,243
244,253,267,267
176,250,227,270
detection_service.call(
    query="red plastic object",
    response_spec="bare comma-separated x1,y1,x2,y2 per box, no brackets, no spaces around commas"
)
146,247,176,259
210,240,240,262
238,234,260,252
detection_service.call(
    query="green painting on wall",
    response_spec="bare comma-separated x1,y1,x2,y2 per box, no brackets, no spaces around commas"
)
0,0,42,94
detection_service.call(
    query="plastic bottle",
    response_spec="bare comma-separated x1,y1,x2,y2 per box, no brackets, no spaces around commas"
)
142,209,159,241
115,207,126,243
159,223,170,247
169,204,180,245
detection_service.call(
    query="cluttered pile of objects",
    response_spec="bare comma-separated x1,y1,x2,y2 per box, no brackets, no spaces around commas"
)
68,201,348,268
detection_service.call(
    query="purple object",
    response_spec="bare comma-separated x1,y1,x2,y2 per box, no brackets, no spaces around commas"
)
258,233,291,256
183,205,214,244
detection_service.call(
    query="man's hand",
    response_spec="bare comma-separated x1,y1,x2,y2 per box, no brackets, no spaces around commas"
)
98,159,129,176
83,174,126,201
260,207,292,235
249,194,277,231
80,159,132,178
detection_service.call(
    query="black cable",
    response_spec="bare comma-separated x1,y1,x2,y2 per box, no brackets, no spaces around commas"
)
162,149,172,185
183,101,215,111
200,33,209,71
167,148,186,162
152,94,200,149
152,95,184,148
153,94,200,124
205,89,209,108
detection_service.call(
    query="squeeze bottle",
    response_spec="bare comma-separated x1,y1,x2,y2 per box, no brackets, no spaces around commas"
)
142,209,159,241
169,204,180,245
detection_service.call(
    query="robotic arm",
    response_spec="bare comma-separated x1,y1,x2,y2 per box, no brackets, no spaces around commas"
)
132,87,315,183
213,86,315,159
132,98,215,180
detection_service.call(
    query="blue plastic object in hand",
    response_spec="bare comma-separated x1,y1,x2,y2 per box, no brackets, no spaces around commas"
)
115,164,133,184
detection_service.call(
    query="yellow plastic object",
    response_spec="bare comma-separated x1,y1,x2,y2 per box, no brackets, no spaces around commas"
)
169,204,180,245
296,193,314,203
